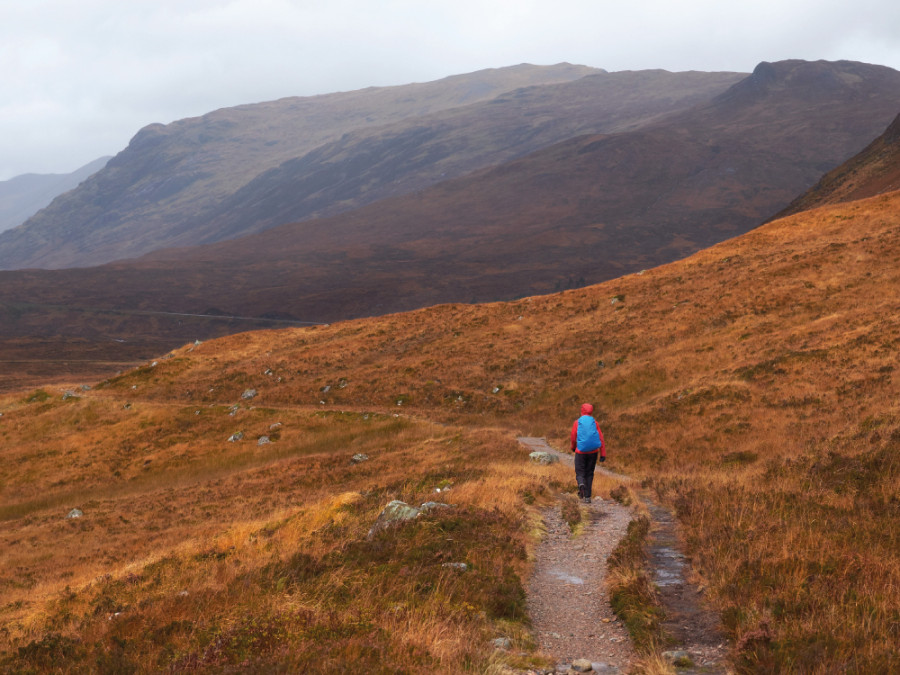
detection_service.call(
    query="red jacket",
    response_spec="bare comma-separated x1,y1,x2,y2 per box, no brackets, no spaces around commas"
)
571,403,605,456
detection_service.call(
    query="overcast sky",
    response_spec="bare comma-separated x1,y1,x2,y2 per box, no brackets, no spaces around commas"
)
2,0,899,180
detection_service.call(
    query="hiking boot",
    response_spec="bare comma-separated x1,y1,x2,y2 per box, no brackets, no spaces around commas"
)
582,496,591,505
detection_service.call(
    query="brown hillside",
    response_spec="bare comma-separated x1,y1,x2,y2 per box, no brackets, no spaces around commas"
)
775,112,900,218
1,61,898,382
1,190,898,671
110,190,900,671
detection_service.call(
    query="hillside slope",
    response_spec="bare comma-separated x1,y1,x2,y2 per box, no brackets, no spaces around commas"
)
174,69,744,246
0,157,109,234
774,112,900,218
2,189,898,672
0,63,600,269
117,189,900,672
2,61,898,319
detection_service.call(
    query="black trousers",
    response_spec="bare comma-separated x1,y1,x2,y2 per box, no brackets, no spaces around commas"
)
574,452,598,498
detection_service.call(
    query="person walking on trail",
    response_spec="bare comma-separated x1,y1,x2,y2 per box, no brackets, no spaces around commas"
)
570,403,605,504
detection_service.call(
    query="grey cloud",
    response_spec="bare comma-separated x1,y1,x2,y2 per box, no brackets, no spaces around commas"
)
2,0,900,179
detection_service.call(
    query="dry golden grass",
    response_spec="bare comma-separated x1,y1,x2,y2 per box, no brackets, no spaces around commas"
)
0,391,572,672
2,190,900,671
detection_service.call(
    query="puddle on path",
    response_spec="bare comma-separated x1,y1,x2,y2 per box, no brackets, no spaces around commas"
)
548,569,585,585
653,547,688,587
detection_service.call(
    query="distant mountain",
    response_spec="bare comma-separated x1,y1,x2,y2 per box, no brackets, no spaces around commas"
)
773,112,900,218
175,69,744,246
0,63,605,270
2,59,900,379
0,157,109,234
126,59,900,315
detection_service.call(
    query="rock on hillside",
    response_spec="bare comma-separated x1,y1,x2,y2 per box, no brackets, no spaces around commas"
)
773,112,900,218
0,63,600,270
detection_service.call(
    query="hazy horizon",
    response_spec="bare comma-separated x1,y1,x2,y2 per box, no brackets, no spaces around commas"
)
2,0,899,180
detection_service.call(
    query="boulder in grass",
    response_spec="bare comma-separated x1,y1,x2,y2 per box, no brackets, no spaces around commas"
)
366,500,421,539
241,389,257,400
491,637,512,650
67,508,83,519
350,453,369,464
529,451,558,465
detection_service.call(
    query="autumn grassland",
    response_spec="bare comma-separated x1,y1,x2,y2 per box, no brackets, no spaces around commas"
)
2,190,899,672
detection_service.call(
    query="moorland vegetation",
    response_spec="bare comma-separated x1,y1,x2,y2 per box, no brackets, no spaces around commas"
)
1,190,898,672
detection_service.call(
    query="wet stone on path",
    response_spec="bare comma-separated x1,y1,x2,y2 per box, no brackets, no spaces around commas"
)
643,498,730,673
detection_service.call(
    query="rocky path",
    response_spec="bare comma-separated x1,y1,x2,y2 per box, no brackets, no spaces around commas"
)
519,438,729,674
519,438,635,673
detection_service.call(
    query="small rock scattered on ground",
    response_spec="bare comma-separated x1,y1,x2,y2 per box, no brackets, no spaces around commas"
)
367,500,422,539
491,637,512,650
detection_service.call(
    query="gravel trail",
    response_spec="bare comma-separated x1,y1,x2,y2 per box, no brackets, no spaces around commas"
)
520,437,635,673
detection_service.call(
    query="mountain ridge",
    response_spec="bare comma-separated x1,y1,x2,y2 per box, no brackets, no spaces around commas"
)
2,60,900,390
172,68,745,248
129,59,900,310
0,63,604,270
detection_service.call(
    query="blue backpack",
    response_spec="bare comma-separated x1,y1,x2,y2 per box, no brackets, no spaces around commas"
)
576,415,602,451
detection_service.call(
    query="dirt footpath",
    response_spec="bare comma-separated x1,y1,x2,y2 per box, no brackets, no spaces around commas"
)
527,497,636,673
519,437,729,674
520,437,635,673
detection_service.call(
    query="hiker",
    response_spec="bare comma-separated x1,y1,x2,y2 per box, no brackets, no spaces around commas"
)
570,403,605,504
